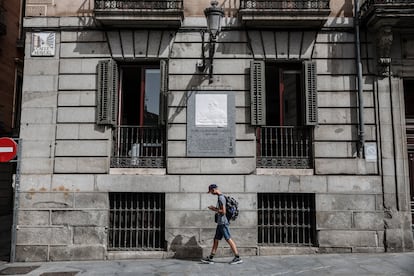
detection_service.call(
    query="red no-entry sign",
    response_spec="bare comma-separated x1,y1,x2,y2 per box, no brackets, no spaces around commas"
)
0,137,18,162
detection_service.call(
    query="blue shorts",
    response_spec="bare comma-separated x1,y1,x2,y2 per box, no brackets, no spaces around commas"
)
214,224,231,241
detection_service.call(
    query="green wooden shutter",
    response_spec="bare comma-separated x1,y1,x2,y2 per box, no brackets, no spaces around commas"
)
159,59,168,125
304,61,318,126
96,60,118,126
250,60,266,126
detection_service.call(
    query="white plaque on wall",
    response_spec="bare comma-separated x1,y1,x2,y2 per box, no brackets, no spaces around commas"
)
365,142,377,162
31,32,56,56
195,94,227,127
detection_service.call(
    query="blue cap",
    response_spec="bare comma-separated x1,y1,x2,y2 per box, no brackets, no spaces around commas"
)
208,184,218,192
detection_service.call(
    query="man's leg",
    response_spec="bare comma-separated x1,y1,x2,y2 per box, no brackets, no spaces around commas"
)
211,239,219,255
223,225,242,264
227,238,242,264
226,238,239,255
201,239,219,264
201,226,222,263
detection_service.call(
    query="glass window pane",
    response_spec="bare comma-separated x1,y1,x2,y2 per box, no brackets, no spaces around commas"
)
144,69,160,125
282,72,300,126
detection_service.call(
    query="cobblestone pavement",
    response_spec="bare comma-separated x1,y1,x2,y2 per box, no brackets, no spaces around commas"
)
0,252,413,275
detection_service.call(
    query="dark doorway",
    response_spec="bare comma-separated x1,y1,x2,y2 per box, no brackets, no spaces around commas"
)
403,79,414,232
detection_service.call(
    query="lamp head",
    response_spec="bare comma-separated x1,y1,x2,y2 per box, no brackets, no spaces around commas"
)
204,0,224,39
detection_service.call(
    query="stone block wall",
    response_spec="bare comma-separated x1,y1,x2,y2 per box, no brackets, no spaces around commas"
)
15,173,387,260
16,175,107,261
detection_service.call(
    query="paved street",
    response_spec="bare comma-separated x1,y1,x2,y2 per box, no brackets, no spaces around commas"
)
0,252,413,275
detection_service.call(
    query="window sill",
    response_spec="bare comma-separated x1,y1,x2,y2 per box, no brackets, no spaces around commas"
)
256,168,313,176
109,168,166,175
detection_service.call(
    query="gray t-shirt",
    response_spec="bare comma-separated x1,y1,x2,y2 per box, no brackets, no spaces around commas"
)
216,194,229,225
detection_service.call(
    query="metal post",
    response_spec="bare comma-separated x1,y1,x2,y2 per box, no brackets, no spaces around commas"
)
355,0,365,157
209,36,216,83
10,138,22,262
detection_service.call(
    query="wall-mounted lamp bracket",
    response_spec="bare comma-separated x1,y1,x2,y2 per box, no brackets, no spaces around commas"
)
197,30,207,72
196,1,224,83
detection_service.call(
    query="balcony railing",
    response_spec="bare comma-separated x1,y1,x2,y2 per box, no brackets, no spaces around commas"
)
257,126,313,169
94,0,184,27
240,0,329,9
111,126,166,169
95,0,183,10
239,0,330,28
360,0,414,27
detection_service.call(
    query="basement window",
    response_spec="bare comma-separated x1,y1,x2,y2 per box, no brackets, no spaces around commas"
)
258,193,317,246
108,192,165,250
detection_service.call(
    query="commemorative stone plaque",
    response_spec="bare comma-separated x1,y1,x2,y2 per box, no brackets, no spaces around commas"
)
187,91,236,156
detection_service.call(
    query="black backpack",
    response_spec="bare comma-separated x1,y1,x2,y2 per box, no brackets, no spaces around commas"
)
225,195,239,222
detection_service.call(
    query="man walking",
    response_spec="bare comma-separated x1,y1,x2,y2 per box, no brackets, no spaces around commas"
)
201,184,243,265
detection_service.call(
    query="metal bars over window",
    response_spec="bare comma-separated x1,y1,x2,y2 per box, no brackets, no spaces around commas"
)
258,193,317,246
108,192,165,251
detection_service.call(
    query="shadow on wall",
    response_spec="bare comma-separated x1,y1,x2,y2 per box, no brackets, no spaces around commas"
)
220,0,239,19
74,0,102,54
170,235,203,259
78,0,94,15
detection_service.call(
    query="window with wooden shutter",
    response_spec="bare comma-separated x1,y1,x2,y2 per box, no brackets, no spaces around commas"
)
159,60,168,125
250,60,266,126
304,61,318,126
97,60,118,126
255,61,315,169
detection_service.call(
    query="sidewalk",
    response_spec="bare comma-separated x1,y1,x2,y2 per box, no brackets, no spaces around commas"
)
0,252,413,275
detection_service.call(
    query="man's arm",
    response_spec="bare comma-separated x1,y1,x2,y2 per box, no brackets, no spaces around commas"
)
208,196,226,214
208,205,225,214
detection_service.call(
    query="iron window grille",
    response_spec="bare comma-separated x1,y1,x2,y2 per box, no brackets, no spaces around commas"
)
108,192,165,251
258,193,317,246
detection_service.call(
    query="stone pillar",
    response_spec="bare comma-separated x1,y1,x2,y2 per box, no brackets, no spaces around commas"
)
375,26,414,249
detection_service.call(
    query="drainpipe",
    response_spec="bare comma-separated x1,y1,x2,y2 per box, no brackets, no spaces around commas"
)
355,0,365,157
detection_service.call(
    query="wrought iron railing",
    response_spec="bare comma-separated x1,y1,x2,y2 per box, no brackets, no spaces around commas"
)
360,0,414,15
240,0,330,9
111,125,166,168
258,193,317,246
257,126,313,169
94,0,183,10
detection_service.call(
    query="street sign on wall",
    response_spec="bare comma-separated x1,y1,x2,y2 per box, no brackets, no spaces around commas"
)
0,137,18,162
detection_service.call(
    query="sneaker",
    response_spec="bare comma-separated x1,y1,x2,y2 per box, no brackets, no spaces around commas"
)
201,256,214,264
229,256,243,265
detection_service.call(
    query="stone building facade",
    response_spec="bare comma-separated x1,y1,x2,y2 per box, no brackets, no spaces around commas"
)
14,0,414,261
